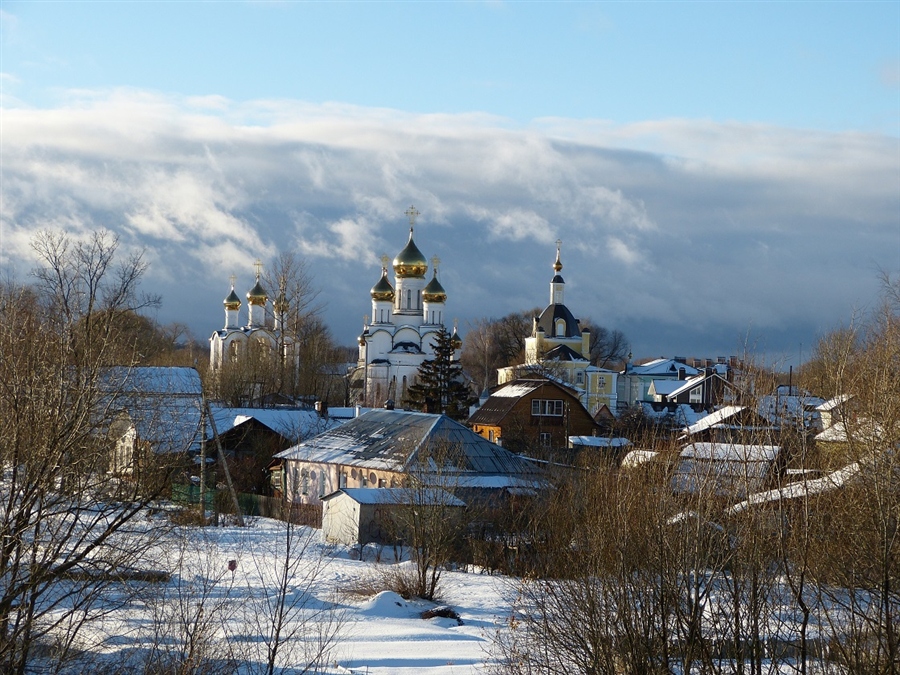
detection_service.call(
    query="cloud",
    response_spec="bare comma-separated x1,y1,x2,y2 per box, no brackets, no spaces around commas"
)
2,89,897,362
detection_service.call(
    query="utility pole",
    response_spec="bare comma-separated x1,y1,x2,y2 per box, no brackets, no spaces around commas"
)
204,398,245,527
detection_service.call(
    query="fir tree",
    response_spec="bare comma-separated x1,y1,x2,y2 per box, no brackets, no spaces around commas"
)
405,327,474,420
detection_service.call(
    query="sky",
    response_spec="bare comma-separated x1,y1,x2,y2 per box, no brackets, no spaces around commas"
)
2,1,899,367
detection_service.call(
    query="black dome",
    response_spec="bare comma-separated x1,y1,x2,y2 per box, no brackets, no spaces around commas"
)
536,303,581,338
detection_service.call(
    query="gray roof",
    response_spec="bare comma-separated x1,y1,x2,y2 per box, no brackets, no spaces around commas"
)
207,405,339,443
275,408,536,476
322,487,466,507
102,367,203,454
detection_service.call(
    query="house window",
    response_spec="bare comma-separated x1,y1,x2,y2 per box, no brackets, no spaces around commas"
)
598,376,606,388
539,432,552,447
531,399,564,416
300,469,309,496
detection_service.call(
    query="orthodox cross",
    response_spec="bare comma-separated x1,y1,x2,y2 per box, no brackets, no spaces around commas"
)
404,205,420,231
229,274,237,289
380,253,390,271
253,259,263,280
431,255,440,275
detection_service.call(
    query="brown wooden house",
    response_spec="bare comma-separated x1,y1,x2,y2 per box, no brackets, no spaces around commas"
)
467,378,598,454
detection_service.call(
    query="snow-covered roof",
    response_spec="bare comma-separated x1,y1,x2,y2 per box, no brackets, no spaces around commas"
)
569,436,631,448
672,442,780,497
727,461,863,514
102,367,204,454
322,487,466,507
682,406,745,435
627,359,700,377
649,379,685,396
493,382,542,398
679,443,779,462
208,405,339,443
814,418,882,443
275,409,537,476
816,393,852,412
620,450,659,468
758,393,825,426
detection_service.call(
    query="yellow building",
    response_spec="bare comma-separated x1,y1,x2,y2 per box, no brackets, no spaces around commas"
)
497,243,617,415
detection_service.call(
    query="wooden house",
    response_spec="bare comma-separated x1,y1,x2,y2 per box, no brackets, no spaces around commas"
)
467,378,598,453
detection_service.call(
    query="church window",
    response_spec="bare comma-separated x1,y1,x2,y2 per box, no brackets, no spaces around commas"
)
598,376,606,388
378,478,387,488
576,371,584,385
339,472,348,488
407,290,412,309
555,319,566,336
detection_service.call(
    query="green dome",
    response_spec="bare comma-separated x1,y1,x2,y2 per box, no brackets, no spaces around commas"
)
393,232,428,278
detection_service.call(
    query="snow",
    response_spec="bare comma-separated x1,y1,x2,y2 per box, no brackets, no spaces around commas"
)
53,517,509,675
491,383,540,398
682,405,745,436
326,487,466,507
568,435,631,448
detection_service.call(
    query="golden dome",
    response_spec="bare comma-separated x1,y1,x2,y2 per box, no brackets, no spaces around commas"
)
224,287,241,310
370,268,395,301
553,239,563,274
393,231,428,278
450,326,463,349
422,270,447,303
247,276,268,306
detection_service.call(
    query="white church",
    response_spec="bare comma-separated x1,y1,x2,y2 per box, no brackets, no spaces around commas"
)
208,264,300,381
354,206,462,407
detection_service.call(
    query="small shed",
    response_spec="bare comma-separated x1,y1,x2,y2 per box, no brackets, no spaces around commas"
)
321,487,466,546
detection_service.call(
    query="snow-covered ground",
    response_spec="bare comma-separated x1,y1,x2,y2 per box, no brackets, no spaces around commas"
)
66,516,510,675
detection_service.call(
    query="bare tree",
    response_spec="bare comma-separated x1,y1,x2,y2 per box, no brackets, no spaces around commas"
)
243,511,344,675
0,230,179,673
579,318,631,368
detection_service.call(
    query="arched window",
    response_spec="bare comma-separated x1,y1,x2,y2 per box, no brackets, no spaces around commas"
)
556,319,566,336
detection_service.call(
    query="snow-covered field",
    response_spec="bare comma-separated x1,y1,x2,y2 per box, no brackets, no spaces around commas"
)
68,517,509,675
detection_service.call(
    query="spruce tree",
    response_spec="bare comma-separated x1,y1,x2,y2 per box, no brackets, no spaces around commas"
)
405,327,474,420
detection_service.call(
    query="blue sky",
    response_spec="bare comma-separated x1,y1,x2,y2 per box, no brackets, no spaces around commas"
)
2,1,899,366
5,2,898,131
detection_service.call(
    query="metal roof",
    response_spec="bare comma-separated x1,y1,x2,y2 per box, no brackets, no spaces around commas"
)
275,409,536,476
